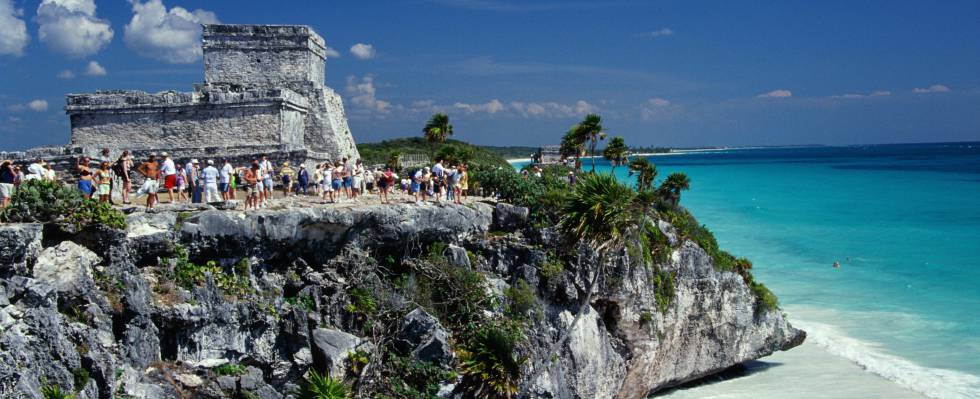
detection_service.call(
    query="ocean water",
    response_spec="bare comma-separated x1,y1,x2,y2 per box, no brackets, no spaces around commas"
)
513,142,980,398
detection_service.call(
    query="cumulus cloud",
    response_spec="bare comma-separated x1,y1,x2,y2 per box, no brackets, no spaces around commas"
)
757,89,792,98
57,69,75,79
124,0,219,64
639,27,674,38
36,0,114,58
324,45,341,58
345,75,390,113
350,43,376,60
0,0,29,56
28,99,49,112
85,60,106,76
912,84,950,93
454,99,505,114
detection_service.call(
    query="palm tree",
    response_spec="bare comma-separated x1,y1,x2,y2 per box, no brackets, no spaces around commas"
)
525,173,650,386
575,113,606,172
560,126,587,170
602,136,629,173
658,172,691,206
423,113,453,159
628,158,657,191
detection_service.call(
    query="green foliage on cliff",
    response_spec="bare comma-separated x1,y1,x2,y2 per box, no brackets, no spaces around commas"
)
0,179,126,230
650,268,675,314
504,279,536,318
298,369,349,399
382,354,455,398
357,137,511,171
159,246,252,299
457,323,525,398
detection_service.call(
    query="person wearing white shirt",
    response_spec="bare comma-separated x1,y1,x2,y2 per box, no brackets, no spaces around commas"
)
160,153,177,203
202,160,220,203
219,159,233,201
258,155,274,205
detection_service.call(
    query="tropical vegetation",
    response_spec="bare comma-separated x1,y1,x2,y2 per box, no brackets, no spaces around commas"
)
0,179,126,231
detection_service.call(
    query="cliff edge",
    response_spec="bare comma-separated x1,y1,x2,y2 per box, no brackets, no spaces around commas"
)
0,202,803,398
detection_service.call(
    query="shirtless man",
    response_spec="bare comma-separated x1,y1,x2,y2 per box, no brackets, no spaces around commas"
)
136,154,161,210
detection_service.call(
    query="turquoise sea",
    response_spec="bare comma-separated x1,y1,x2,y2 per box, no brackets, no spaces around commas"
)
513,142,980,399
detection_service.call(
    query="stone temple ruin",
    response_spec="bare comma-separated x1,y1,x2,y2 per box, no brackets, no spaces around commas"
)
9,24,358,169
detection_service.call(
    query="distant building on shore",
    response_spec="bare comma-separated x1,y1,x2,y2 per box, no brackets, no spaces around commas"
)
533,145,563,165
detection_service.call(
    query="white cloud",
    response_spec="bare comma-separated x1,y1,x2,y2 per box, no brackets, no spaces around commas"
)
639,97,676,120
36,0,114,58
124,0,219,64
85,60,106,76
0,0,29,57
345,75,390,113
324,45,341,58
912,84,950,93
639,27,674,38
28,99,49,112
454,99,505,114
830,90,891,99
509,100,597,118
57,69,75,79
350,43,376,60
6,104,25,112
757,89,792,98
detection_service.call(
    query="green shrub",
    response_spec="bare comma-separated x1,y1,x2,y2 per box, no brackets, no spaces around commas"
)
504,279,536,318
746,273,780,313
457,324,525,398
0,179,126,230
381,354,455,398
160,246,252,298
347,350,370,375
213,363,247,376
286,294,316,311
639,311,653,325
41,384,76,399
538,255,564,281
299,369,349,399
72,368,90,391
650,269,675,314
344,287,378,318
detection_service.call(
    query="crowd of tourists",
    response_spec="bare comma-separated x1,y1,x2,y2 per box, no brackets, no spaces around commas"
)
1,149,472,212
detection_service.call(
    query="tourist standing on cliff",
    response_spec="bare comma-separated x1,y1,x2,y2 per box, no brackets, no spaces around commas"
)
135,154,161,210
432,159,445,202
202,160,220,203
333,161,345,202
459,165,469,200
297,165,310,195
352,159,364,199
378,167,392,204
0,160,16,208
98,148,115,204
220,159,233,201
114,151,133,204
94,162,112,203
280,162,296,197
259,155,275,207
321,163,335,203
160,153,177,203
242,162,260,211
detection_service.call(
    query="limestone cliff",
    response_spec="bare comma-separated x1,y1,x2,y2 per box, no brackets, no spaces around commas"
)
0,202,803,398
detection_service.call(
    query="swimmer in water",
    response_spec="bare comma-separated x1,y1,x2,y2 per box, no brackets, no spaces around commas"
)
833,261,841,268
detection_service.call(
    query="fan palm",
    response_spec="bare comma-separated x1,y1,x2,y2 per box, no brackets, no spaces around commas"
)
658,172,691,206
602,136,629,173
575,113,606,172
423,113,453,159
628,158,657,191
560,126,587,170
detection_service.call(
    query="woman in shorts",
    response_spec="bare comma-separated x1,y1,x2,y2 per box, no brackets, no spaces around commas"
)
94,162,113,203
242,163,260,211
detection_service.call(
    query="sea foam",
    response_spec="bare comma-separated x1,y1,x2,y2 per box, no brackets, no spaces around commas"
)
794,318,980,399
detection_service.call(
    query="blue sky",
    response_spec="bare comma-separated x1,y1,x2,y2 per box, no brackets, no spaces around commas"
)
1,0,979,150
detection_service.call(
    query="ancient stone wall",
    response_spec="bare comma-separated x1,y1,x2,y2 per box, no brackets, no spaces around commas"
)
203,24,326,87
67,89,308,151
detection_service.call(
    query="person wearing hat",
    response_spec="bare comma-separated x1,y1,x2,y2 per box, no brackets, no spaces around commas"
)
297,164,310,196
188,159,203,203
279,161,296,197
202,159,220,203
160,152,177,203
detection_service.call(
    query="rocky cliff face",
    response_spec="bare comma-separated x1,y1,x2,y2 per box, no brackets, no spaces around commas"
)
0,202,803,398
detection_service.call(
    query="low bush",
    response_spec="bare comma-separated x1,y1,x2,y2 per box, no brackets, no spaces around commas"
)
650,269,675,314
504,279,536,318
213,363,247,376
457,323,525,398
298,369,348,399
159,246,252,299
0,179,126,230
